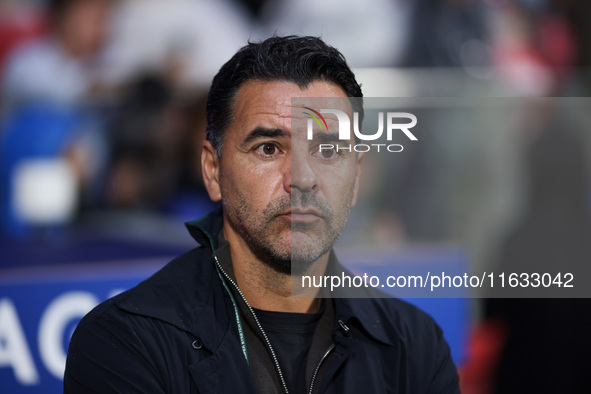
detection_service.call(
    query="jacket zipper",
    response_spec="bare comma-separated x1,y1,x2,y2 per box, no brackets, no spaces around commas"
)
214,256,290,394
309,343,335,394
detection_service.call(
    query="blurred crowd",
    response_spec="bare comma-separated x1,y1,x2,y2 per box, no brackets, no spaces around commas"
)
0,0,589,238
1,0,591,392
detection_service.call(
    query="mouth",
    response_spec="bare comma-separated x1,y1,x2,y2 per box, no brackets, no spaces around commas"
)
279,208,323,223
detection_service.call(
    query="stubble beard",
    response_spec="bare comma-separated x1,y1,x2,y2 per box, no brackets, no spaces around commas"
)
222,187,353,276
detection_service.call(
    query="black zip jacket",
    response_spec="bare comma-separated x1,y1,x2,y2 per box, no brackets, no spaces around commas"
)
64,209,460,393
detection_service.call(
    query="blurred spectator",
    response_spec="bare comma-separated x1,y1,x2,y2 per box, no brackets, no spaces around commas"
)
104,73,215,219
105,0,251,92
255,0,409,68
229,0,269,22
0,1,47,76
0,0,115,237
402,0,490,69
490,0,576,96
1,0,115,105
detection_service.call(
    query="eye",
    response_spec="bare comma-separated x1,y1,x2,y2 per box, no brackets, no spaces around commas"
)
262,143,276,155
254,142,281,158
319,146,336,159
313,144,345,162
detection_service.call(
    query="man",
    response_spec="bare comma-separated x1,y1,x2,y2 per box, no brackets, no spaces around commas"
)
64,36,460,393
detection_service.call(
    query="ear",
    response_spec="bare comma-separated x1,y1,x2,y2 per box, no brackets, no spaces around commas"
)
201,140,222,202
350,152,364,208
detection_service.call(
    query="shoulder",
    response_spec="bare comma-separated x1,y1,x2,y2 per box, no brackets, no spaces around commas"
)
64,247,213,392
381,298,460,393
5,39,53,63
350,295,460,393
73,246,211,332
3,39,59,81
355,292,445,348
67,246,206,343
383,297,442,338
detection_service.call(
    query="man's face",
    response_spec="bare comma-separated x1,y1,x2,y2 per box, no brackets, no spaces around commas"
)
59,0,112,58
203,80,362,274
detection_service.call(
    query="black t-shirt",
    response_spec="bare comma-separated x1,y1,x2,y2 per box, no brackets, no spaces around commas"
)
252,305,324,394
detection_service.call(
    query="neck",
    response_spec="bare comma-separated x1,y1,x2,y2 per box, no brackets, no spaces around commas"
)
222,221,328,314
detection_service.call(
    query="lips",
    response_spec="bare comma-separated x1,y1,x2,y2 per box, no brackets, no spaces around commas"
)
280,207,323,223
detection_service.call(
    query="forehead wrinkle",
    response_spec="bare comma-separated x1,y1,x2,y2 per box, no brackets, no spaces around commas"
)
231,80,352,141
250,110,293,120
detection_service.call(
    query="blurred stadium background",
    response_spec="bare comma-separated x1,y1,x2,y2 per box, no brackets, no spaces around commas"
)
1,0,590,392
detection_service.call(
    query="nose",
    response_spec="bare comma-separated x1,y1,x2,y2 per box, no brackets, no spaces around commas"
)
284,148,317,194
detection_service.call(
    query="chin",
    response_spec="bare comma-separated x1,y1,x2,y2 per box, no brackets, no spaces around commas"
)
249,228,334,276
289,254,324,276
258,242,326,276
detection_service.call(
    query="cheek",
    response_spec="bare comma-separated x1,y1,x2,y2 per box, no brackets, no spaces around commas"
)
246,156,287,185
220,163,283,210
319,163,358,203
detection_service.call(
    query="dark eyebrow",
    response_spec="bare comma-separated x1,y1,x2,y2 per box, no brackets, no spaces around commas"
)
242,127,289,146
312,132,342,144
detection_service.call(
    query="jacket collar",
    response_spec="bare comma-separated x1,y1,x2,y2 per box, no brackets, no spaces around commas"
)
119,207,396,347
115,207,228,348
185,205,224,250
